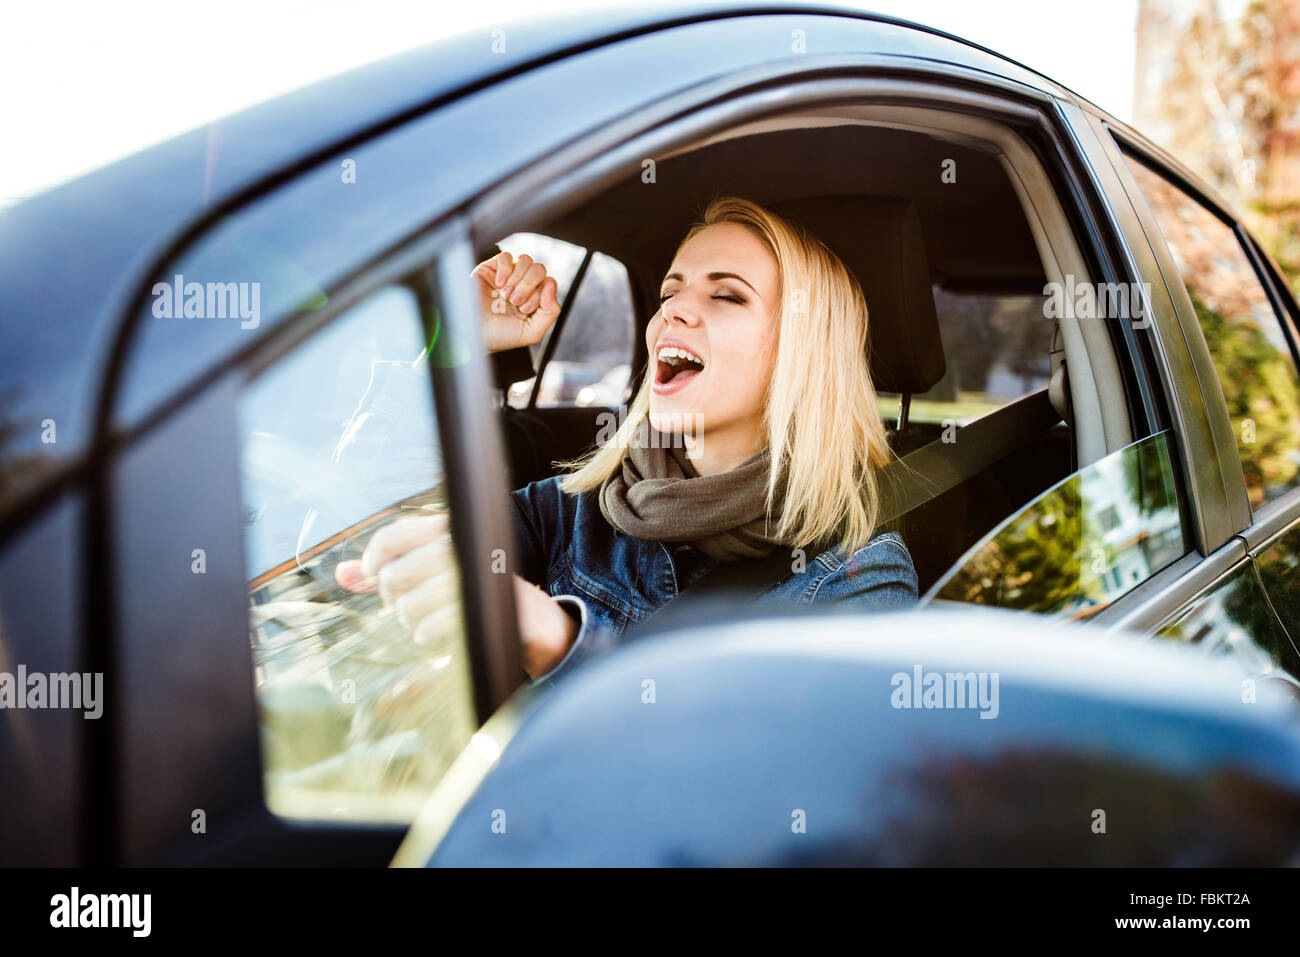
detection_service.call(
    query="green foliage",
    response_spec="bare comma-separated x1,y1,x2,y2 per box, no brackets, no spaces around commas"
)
1190,289,1300,501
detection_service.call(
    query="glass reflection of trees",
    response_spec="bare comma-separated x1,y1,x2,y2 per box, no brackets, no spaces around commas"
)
1155,564,1300,682
1257,527,1300,661
1190,289,1300,507
931,433,1187,618
1123,154,1300,509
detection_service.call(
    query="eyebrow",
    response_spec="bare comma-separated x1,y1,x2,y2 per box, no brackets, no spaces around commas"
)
661,271,759,297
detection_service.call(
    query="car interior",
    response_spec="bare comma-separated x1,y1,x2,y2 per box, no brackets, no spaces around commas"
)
481,104,1134,593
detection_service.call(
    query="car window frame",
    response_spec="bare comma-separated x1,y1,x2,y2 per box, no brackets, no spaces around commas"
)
100,199,522,861
466,72,1186,620
1075,117,1248,555
469,78,1149,452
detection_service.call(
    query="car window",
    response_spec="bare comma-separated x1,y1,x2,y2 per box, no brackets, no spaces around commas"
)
1122,154,1300,511
1155,562,1300,684
237,285,476,823
925,431,1190,617
1255,526,1300,663
877,286,1052,428
493,233,634,410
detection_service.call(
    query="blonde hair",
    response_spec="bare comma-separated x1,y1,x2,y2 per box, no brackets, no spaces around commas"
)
557,195,894,557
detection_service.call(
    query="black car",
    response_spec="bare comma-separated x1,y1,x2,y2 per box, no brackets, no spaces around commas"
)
4,1,1300,866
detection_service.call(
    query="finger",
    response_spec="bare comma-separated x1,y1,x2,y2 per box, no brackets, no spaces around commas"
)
508,262,547,307
334,559,377,593
471,252,511,287
376,538,455,602
540,276,560,312
499,254,534,301
517,274,559,323
493,251,514,287
361,513,451,580
518,274,558,316
393,570,460,632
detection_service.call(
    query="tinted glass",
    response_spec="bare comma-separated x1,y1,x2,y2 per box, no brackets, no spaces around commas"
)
238,285,475,822
927,432,1189,617
1156,563,1300,683
1256,525,1300,659
0,500,84,865
1124,155,1300,510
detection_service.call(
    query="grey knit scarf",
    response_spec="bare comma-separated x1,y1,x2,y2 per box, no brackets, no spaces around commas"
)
597,430,789,562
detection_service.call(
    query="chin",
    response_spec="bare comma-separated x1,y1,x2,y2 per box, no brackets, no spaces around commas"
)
647,409,706,455
648,409,685,433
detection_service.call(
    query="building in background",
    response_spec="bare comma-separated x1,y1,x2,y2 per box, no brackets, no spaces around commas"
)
1134,0,1300,294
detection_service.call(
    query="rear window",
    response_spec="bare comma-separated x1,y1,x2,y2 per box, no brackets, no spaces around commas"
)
492,233,635,409
877,286,1052,426
1122,153,1300,511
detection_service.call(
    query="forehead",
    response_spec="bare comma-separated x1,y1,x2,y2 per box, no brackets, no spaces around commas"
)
669,222,775,273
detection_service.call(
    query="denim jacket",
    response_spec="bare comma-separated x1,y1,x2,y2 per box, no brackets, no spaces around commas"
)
511,475,919,685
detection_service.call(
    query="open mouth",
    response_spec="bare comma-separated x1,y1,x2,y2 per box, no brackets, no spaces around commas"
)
655,347,706,388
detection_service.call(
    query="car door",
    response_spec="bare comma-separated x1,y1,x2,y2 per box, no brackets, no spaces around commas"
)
96,130,536,861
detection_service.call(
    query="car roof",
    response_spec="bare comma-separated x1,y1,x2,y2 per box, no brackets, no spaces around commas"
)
0,0,1204,527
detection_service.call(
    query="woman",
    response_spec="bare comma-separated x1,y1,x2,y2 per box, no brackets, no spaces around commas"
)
339,196,918,683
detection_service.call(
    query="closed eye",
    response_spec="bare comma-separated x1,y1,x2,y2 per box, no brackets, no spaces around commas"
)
657,291,745,304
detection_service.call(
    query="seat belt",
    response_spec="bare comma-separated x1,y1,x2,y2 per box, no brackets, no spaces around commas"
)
873,388,1062,526
631,389,1064,630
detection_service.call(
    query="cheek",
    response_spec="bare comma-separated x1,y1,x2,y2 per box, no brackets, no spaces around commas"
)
709,322,774,408
740,317,778,385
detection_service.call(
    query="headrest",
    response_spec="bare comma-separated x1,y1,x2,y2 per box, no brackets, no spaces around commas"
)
766,195,945,396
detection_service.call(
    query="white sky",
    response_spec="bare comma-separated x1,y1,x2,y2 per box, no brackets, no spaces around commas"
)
0,0,1136,207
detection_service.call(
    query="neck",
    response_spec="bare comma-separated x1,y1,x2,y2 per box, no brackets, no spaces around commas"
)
686,425,764,476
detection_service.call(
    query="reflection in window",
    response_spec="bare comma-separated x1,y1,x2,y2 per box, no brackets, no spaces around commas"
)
1124,156,1300,510
1156,564,1300,683
238,286,475,822
1256,526,1300,657
926,432,1188,617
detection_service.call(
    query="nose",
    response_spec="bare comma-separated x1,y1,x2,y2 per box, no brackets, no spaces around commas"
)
660,293,700,327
